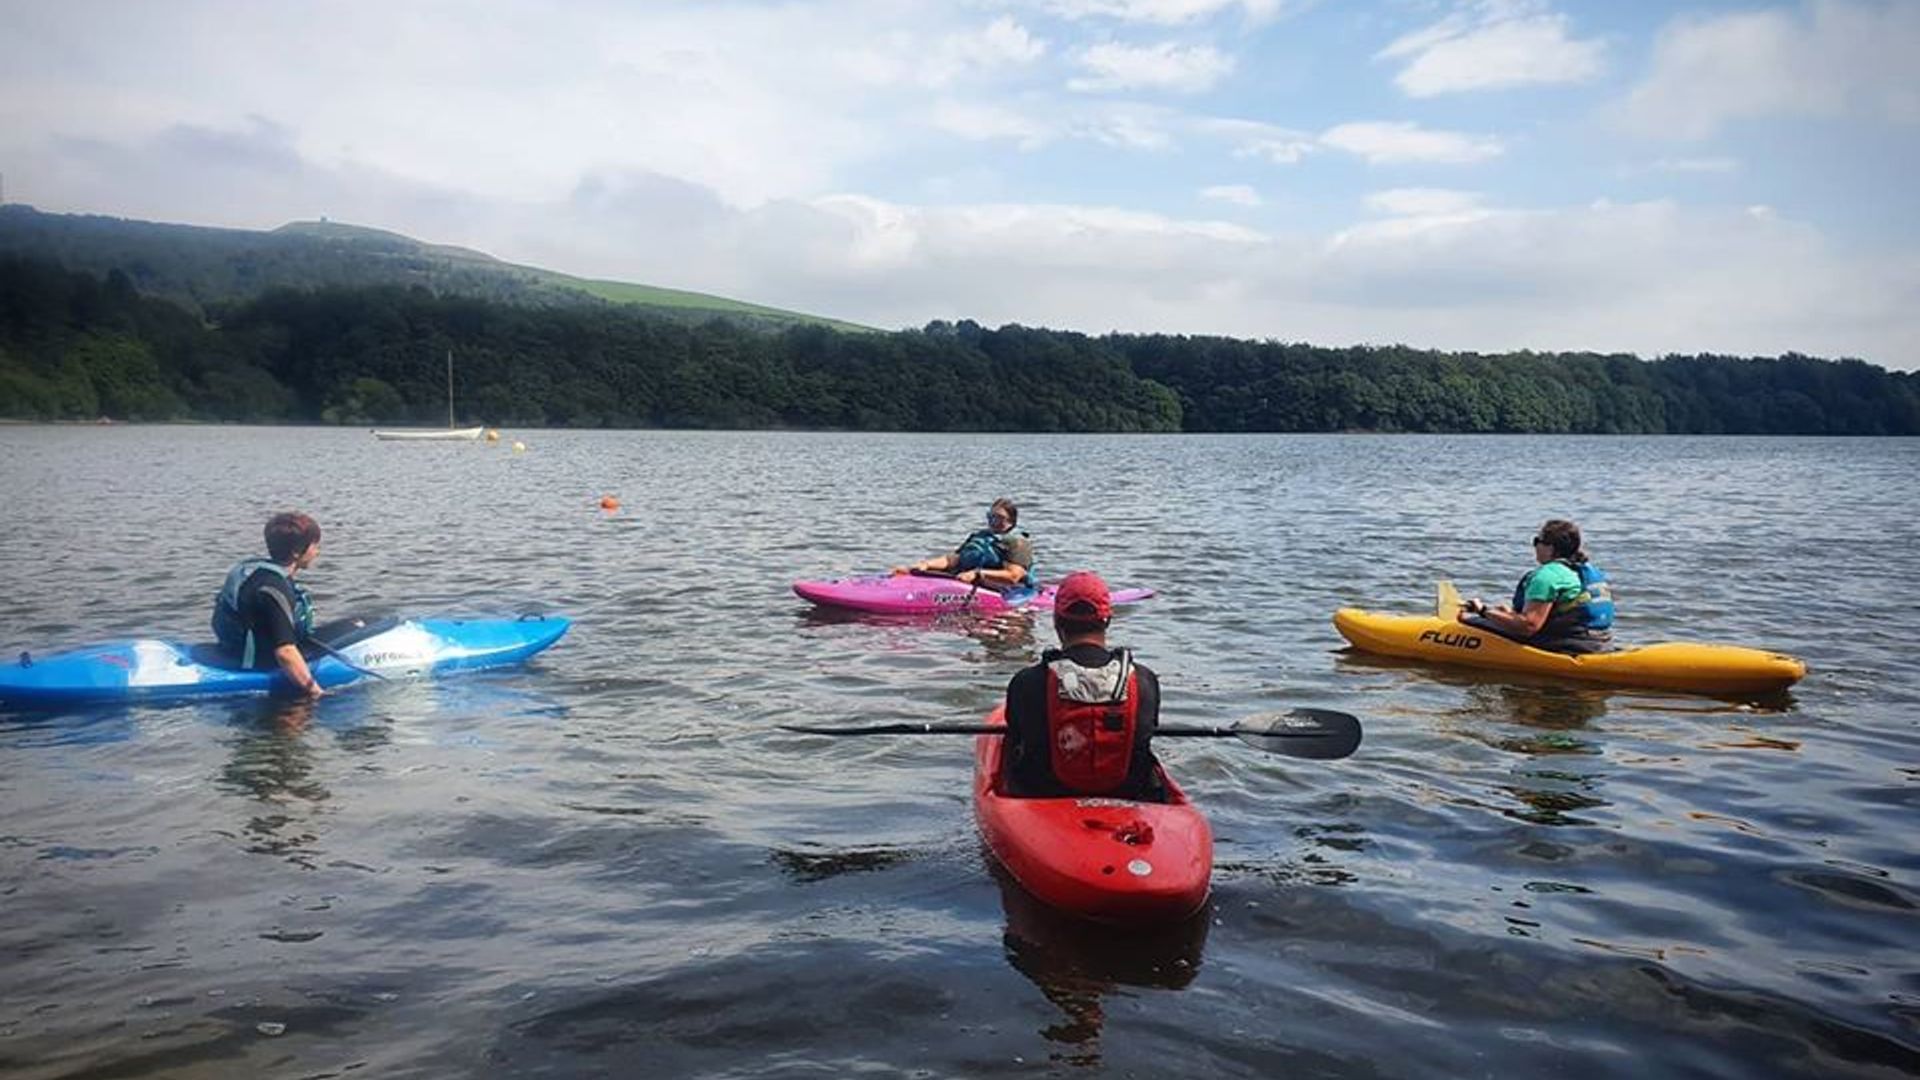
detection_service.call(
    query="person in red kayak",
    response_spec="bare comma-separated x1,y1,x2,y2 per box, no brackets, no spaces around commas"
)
1000,571,1166,802
892,497,1034,589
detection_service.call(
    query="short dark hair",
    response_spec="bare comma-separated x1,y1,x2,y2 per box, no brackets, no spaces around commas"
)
990,498,1018,526
1053,613,1108,637
1537,519,1582,561
265,512,321,563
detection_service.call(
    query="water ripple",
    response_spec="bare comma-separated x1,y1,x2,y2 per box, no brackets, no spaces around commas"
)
2,429,1917,1077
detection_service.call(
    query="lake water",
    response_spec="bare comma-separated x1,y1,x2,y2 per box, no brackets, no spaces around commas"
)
1,427,1916,1078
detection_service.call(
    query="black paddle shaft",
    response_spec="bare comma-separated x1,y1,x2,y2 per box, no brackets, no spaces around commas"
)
779,707,1363,761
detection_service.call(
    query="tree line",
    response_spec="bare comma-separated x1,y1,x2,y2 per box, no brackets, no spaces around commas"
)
1,256,1914,434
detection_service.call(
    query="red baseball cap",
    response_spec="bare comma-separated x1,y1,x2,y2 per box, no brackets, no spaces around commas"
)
1054,571,1112,621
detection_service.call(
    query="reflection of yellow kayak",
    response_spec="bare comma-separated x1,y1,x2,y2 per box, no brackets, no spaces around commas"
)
1332,582,1807,697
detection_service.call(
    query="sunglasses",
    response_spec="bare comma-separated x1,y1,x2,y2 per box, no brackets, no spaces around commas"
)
1532,536,1548,546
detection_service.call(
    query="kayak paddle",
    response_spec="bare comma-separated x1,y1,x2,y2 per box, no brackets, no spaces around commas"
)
780,707,1363,761
908,566,1010,597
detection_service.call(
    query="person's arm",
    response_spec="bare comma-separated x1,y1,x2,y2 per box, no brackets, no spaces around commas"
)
253,585,322,697
1001,667,1050,795
274,642,324,698
1128,664,1166,801
1464,599,1551,637
1460,570,1556,635
892,552,959,576
957,565,1024,588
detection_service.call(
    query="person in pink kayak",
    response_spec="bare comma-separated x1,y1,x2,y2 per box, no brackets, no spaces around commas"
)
892,497,1034,589
999,571,1166,801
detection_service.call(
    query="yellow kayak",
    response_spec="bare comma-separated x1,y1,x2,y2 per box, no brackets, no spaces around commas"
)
1332,582,1807,697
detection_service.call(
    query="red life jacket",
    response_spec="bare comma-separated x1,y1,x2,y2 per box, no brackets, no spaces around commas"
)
1045,650,1140,794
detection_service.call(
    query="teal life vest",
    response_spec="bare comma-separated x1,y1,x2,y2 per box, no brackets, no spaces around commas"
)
212,559,315,667
1512,558,1613,637
955,527,1034,585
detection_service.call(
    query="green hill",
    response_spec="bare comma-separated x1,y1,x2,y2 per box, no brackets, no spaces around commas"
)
0,204,870,332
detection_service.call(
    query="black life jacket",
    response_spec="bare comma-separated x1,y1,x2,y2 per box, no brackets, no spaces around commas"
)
211,559,314,667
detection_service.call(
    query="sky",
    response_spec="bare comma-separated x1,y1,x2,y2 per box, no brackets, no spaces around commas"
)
1,0,1916,366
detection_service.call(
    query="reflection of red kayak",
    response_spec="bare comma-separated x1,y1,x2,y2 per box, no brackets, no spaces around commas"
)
972,705,1212,925
793,573,1154,615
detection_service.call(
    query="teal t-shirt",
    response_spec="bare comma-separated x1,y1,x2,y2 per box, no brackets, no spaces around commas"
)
1522,560,1582,607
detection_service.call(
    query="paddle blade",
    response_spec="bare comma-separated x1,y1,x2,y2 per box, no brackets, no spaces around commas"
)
1230,707,1362,760
1436,579,1464,618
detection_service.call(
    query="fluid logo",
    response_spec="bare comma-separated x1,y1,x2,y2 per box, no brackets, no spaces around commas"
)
1417,629,1483,650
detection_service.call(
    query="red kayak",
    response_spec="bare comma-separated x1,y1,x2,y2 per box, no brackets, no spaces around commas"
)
972,705,1212,924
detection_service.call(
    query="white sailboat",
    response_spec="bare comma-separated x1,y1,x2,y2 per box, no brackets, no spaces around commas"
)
373,350,486,441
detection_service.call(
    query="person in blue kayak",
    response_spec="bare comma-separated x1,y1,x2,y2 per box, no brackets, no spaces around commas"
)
212,511,325,697
893,497,1035,589
1458,518,1614,654
1000,571,1166,802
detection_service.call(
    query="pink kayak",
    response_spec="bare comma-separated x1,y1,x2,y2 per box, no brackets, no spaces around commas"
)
793,573,1155,615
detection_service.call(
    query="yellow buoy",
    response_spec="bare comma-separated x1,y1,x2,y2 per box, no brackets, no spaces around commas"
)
512,441,527,452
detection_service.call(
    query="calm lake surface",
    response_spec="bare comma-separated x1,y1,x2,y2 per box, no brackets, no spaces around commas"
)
1,427,1916,1079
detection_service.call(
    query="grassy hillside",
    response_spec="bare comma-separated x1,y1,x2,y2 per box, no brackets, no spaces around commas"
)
0,204,869,331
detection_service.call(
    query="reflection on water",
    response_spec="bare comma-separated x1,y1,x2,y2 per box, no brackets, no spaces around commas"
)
797,604,1043,664
993,860,1209,1066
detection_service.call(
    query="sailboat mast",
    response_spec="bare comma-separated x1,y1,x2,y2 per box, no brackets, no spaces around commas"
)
446,349,455,429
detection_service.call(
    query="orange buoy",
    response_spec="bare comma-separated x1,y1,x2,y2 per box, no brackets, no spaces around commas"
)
599,495,620,512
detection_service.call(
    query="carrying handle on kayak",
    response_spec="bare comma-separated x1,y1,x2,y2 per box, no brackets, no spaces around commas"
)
779,707,1362,761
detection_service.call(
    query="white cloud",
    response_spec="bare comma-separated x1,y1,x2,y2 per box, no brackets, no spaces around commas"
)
1648,156,1741,174
15,129,1918,365
1341,189,1493,243
1074,109,1178,149
1201,183,1264,206
0,2,1060,209
1620,0,1920,139
753,192,1915,366
1044,0,1286,25
934,16,1048,77
1069,41,1235,93
1197,117,1318,163
1320,121,1504,164
1380,0,1606,97
1364,188,1484,216
930,100,1055,146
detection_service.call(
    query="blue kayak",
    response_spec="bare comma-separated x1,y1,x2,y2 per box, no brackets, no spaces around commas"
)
0,614,570,708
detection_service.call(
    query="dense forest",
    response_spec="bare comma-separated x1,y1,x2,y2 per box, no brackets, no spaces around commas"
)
1,255,1915,434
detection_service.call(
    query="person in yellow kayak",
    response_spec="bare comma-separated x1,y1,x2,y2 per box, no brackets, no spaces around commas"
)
1459,518,1615,654
1000,572,1166,801
892,497,1034,589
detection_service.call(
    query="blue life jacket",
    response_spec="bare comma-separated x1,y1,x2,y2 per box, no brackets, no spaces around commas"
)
954,527,1034,585
212,559,315,667
1512,558,1613,636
